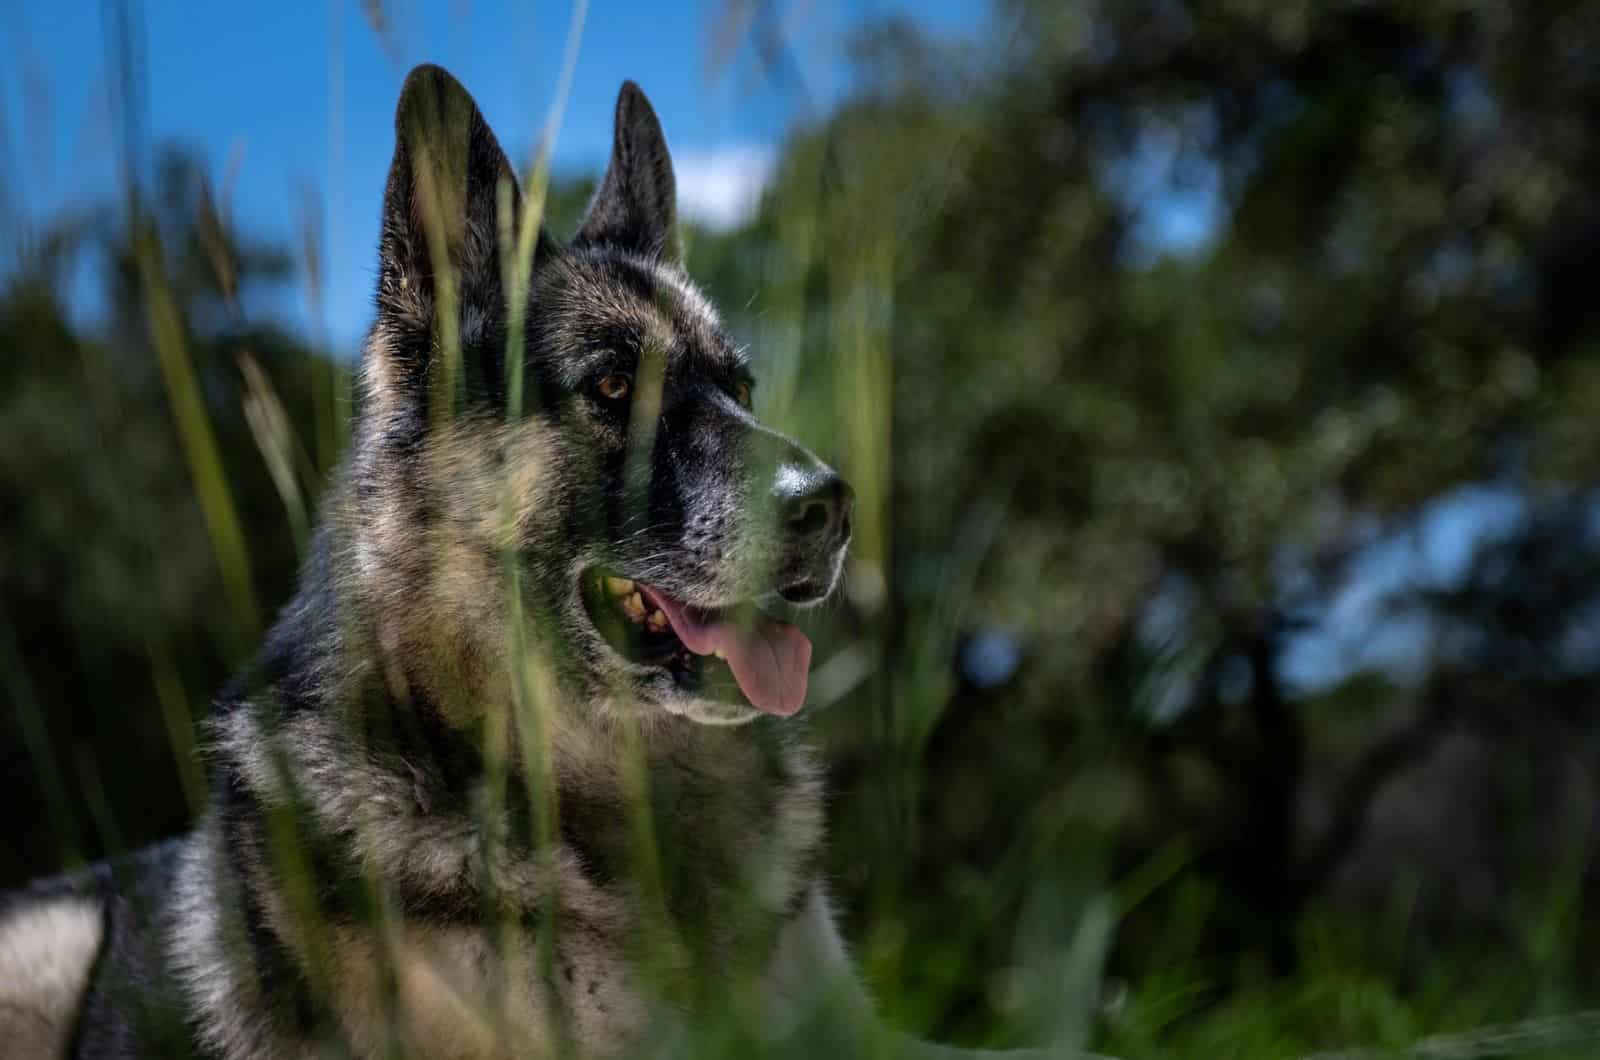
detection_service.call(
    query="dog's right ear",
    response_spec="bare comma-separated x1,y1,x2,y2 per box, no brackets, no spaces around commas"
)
370,65,525,407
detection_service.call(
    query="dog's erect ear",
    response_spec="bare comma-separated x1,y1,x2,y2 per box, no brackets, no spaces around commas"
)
373,65,523,402
573,82,679,262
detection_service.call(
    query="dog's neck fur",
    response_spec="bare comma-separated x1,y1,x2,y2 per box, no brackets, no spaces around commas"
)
207,502,826,953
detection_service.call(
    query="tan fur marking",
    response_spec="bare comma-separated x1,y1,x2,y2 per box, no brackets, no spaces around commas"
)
0,897,103,1058
326,922,551,1059
358,329,415,423
353,414,559,724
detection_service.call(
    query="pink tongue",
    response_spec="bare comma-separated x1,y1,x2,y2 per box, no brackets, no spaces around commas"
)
643,589,812,716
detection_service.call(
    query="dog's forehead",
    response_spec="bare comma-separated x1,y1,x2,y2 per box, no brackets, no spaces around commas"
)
549,250,741,379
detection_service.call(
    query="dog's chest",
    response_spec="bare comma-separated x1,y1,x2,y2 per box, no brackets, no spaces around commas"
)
339,727,823,1056
558,728,824,959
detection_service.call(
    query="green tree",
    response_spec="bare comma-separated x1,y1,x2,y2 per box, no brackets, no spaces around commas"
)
0,149,334,880
700,0,1600,1046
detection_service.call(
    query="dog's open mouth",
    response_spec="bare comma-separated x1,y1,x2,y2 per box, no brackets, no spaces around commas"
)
580,571,812,716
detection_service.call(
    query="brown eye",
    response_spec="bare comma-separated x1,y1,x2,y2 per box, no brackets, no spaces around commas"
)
596,373,632,401
735,382,752,409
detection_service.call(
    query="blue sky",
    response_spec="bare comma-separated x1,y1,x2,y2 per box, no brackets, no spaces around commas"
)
3,0,985,351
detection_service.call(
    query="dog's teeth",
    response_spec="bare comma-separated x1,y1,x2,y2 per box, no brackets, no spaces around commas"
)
605,576,635,597
646,610,668,633
712,648,725,660
623,592,646,621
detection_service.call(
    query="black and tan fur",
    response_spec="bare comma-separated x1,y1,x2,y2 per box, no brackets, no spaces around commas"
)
0,67,1039,1059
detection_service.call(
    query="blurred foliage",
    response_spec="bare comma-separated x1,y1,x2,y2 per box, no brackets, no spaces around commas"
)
694,0,1600,1051
1,147,334,870
9,0,1600,1055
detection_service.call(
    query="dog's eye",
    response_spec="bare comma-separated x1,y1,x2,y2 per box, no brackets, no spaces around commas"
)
734,382,752,409
596,373,632,402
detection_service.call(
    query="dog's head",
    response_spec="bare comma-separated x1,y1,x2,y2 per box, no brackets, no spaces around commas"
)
351,66,851,726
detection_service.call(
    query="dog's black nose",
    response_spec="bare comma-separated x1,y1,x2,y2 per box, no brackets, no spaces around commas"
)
779,469,854,547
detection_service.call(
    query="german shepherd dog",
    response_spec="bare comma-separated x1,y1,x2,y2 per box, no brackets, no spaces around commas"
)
0,68,1042,1059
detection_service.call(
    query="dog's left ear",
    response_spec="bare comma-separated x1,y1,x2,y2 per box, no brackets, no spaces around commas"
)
573,82,680,262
